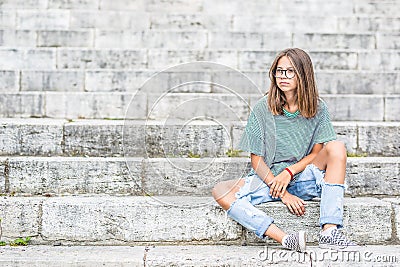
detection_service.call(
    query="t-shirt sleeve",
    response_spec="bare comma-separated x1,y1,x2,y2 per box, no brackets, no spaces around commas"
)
238,101,266,157
313,100,337,144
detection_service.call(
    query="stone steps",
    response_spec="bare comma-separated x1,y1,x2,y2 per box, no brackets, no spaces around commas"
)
1,119,399,157
0,93,398,121
0,156,399,197
1,245,400,267
1,30,399,50
0,0,398,15
1,48,399,71
1,10,400,31
0,196,398,246
2,69,399,94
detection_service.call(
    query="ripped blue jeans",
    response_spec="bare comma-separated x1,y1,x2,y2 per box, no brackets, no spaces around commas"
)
226,164,345,239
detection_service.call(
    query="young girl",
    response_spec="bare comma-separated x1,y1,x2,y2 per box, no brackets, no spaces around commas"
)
212,48,357,252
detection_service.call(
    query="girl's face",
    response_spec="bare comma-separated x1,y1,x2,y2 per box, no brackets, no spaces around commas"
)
275,56,298,93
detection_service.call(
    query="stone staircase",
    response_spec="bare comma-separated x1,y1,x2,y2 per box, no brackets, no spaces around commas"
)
1,0,400,266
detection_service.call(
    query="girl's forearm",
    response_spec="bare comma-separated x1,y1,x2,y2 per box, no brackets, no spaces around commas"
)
251,153,274,185
288,143,323,175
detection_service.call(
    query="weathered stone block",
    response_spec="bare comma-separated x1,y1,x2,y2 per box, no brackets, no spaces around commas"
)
0,11,16,28
245,198,392,245
354,0,400,15
16,10,69,30
148,50,237,69
0,197,43,239
85,70,155,92
233,16,338,32
292,16,343,33
96,31,207,49
143,122,231,157
282,1,353,16
99,0,144,10
0,119,64,155
385,96,400,122
203,0,279,15
310,52,358,70
41,196,241,243
47,0,99,9
209,32,262,49
0,48,55,69
45,92,144,119
0,0,47,8
0,30,36,47
147,93,249,121
144,0,203,12
94,30,144,48
146,70,213,93
238,51,277,70
322,95,384,121
346,158,400,196
21,70,84,91
0,93,45,118
211,70,264,94
64,120,235,157
149,14,231,31
377,33,400,49
294,33,375,49
64,120,122,156
209,32,291,50
359,51,400,71
358,122,400,155
57,48,147,69
0,71,18,92
143,158,250,196
147,31,207,49
207,50,238,68
7,157,142,195
37,30,94,47
338,17,400,32
70,11,150,30
316,71,398,94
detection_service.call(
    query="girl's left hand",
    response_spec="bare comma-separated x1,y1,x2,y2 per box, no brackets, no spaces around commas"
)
267,171,291,198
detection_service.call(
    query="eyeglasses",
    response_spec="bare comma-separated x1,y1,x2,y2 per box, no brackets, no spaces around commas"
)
272,68,296,79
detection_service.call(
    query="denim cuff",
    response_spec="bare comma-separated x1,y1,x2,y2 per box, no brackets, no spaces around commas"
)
255,217,274,239
320,216,343,229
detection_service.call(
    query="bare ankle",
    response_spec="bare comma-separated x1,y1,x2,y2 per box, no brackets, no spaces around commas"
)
322,224,337,231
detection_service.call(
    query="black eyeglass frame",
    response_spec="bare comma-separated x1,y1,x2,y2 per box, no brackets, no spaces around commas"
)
272,69,296,79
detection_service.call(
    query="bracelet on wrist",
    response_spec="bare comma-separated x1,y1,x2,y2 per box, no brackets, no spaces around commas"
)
284,167,294,181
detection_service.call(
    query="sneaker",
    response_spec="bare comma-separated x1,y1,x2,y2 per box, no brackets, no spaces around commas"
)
282,231,306,252
319,228,359,251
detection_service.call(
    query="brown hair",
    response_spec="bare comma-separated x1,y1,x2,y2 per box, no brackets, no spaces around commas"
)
267,48,319,118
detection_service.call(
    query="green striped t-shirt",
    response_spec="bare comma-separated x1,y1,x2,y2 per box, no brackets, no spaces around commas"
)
238,96,336,181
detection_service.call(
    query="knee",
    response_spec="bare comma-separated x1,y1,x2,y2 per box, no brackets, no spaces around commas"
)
325,141,347,162
212,182,225,202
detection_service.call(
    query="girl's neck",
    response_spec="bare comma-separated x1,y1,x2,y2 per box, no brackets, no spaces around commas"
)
284,91,298,112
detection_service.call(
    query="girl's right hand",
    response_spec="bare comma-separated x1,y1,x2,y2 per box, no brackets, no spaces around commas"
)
281,192,306,216
267,170,291,198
